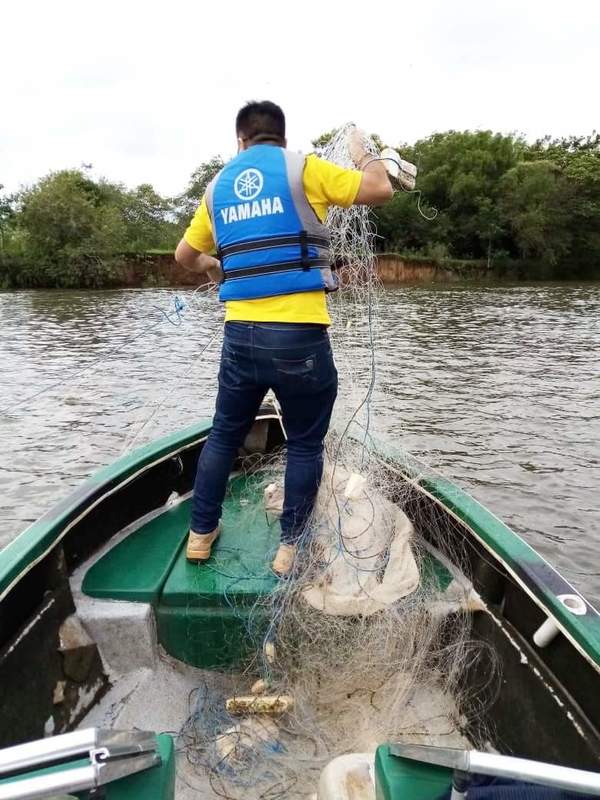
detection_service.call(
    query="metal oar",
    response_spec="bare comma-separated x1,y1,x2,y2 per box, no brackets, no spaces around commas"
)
0,728,160,800
389,743,600,798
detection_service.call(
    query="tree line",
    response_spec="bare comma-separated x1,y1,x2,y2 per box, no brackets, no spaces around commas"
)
0,159,224,289
371,131,600,277
1,130,599,288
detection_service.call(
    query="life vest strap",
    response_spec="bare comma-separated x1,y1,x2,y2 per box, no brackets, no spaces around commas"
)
223,258,330,282
219,232,329,259
299,230,309,271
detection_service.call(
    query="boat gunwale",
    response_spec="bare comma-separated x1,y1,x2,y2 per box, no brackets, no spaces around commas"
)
375,446,600,670
0,419,212,605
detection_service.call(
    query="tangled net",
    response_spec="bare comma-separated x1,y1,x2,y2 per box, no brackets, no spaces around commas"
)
177,126,497,800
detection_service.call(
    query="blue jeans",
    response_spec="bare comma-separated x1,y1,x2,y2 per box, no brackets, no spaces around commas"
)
191,322,338,544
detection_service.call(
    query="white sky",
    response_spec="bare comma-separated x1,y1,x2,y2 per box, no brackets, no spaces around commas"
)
2,0,599,197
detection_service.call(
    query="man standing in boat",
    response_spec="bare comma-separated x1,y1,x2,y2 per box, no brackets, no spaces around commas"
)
175,101,393,575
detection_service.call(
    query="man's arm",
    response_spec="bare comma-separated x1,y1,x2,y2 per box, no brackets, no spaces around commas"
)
175,196,223,283
354,158,394,206
348,129,394,206
174,240,224,283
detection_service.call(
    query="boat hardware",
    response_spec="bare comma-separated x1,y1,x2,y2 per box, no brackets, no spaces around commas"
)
0,728,160,800
389,743,600,796
533,593,588,648
450,769,470,800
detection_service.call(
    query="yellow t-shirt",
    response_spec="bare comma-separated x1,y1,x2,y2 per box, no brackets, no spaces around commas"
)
183,153,362,325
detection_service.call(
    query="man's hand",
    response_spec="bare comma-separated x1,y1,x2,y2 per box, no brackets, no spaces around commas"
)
345,127,393,205
206,260,224,284
175,239,223,284
347,127,370,167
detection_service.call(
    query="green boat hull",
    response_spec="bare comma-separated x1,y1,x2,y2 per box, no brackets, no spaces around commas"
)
0,408,598,798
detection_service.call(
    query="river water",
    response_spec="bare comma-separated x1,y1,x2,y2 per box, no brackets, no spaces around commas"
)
1,284,598,607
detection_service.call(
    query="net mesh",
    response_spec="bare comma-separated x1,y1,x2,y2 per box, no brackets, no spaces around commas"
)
176,127,497,800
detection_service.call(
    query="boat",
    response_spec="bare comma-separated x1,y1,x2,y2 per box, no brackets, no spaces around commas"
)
0,404,599,800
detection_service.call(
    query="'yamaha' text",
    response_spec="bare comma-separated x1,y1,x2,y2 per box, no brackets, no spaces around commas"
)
220,196,284,225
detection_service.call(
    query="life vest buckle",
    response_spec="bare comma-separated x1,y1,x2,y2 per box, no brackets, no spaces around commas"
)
299,230,310,271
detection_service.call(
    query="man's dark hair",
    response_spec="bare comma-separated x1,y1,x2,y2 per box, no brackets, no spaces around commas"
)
236,101,286,146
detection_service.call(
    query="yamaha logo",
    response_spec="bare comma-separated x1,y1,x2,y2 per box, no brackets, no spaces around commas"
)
234,169,264,201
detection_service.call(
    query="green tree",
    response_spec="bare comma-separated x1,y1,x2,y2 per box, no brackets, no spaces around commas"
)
19,171,127,253
176,157,225,222
0,184,16,256
398,130,524,260
527,135,600,269
15,170,128,287
527,133,600,167
499,160,574,264
372,190,439,253
564,150,600,266
121,183,177,251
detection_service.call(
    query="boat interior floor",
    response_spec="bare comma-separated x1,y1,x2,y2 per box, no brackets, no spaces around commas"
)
69,469,470,799
77,648,468,800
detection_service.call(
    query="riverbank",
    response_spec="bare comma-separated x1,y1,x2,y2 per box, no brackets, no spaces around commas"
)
121,252,204,287
1,251,593,290
376,253,489,283
113,252,500,287
129,252,476,287
104,251,600,286
130,252,553,287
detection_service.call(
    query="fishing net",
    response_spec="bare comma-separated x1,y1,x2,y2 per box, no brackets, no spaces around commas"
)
0,125,497,794
177,126,497,800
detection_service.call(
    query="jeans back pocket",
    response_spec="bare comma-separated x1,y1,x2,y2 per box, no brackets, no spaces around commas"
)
273,353,318,388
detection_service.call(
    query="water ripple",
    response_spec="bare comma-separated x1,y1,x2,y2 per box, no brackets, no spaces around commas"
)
1,283,599,607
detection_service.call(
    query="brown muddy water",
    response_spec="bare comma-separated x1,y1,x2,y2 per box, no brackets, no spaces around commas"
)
1,283,598,607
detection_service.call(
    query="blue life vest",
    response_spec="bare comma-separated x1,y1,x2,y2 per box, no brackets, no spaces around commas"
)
205,145,336,302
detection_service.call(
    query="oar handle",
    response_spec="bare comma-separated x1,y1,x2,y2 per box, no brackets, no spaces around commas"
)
468,752,600,796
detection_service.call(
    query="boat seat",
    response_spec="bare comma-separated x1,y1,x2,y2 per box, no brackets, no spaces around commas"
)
157,473,278,668
375,745,452,800
82,501,190,603
82,474,279,669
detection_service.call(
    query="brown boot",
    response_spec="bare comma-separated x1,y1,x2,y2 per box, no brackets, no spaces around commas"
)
272,543,297,576
186,525,221,562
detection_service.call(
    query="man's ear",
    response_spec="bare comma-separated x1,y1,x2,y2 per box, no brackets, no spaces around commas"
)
237,137,246,152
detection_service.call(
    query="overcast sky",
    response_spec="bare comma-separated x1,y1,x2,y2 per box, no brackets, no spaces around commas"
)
2,0,598,197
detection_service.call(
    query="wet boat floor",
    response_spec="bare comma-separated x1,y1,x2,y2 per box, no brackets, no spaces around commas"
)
74,472,464,799
80,651,468,800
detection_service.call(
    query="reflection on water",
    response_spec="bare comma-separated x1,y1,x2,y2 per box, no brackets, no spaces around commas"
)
1,283,599,606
